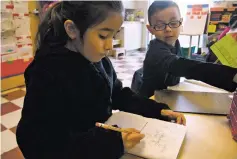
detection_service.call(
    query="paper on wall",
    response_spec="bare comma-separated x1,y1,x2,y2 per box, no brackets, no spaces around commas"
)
182,4,209,35
183,14,208,35
1,31,16,45
1,1,14,13
17,46,33,59
1,52,18,62
12,0,29,13
1,44,17,55
16,35,32,45
13,13,31,36
1,11,13,20
1,46,33,62
1,19,14,32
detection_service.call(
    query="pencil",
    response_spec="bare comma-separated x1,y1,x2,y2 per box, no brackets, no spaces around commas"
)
95,122,134,133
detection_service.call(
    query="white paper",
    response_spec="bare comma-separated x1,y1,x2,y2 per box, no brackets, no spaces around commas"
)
17,46,33,59
129,119,186,159
182,5,209,35
1,52,18,62
12,0,29,13
1,19,14,32
1,1,13,13
13,14,31,36
1,31,16,45
106,111,186,159
1,11,13,20
1,44,17,55
182,14,207,35
106,111,147,130
16,35,32,45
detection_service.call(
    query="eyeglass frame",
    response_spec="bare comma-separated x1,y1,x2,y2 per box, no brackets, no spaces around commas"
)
151,19,183,31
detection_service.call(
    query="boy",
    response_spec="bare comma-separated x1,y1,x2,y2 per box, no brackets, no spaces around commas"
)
134,1,237,97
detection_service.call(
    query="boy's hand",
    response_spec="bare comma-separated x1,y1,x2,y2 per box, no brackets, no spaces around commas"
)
161,109,186,126
121,128,145,150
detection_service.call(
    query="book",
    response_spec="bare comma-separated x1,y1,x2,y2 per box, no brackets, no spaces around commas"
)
106,111,187,159
228,92,237,141
210,33,237,68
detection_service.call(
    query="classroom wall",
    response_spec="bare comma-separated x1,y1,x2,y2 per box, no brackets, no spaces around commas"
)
122,0,149,49
1,1,39,91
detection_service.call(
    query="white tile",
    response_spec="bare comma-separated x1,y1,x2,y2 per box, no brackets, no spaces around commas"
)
1,97,9,104
1,130,18,154
11,97,25,108
1,109,22,129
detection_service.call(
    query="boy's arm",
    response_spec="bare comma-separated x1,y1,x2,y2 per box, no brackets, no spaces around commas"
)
169,58,237,92
145,44,237,92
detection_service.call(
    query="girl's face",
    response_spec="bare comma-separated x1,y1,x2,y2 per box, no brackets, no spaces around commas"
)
65,12,123,62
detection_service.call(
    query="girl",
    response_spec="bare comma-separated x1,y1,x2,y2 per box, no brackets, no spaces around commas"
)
16,1,185,159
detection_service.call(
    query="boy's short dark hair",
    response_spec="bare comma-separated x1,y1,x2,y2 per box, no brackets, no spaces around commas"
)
148,1,180,25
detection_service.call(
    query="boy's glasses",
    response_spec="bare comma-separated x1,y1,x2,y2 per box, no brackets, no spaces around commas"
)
151,20,182,31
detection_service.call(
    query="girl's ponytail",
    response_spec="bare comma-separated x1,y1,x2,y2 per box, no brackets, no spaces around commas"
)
36,1,124,51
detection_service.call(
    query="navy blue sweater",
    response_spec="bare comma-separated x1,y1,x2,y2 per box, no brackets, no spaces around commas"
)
140,39,237,97
16,45,170,159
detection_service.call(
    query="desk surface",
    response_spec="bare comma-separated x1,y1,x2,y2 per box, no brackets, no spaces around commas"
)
168,78,229,93
122,80,237,159
121,114,237,159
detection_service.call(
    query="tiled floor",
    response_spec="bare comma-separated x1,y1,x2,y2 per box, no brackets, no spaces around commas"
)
0,51,146,158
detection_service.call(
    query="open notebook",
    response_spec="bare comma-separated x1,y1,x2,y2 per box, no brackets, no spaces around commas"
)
106,111,187,159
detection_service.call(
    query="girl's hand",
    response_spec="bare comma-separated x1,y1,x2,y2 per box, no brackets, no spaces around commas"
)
161,109,186,126
121,128,145,150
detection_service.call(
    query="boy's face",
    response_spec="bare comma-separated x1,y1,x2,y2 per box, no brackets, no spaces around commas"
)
147,6,182,46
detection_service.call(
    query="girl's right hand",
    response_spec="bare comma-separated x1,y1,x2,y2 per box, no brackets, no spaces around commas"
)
121,128,145,150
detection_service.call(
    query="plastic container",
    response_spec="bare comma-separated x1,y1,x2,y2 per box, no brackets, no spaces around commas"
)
181,46,196,58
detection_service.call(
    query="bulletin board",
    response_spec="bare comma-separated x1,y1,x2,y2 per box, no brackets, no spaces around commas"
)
1,1,40,91
182,4,209,35
1,1,34,78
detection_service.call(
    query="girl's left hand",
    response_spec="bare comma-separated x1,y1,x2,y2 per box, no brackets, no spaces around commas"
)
161,109,186,126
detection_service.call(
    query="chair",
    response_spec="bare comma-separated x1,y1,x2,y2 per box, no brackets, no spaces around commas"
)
131,67,143,94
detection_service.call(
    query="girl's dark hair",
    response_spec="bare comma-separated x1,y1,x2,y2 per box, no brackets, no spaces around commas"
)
37,1,124,49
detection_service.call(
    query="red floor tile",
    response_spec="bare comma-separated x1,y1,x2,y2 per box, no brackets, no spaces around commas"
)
1,124,7,132
10,126,17,134
2,90,26,101
1,102,21,116
1,147,24,159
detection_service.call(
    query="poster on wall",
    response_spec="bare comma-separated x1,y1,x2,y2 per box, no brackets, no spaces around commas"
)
182,4,209,35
